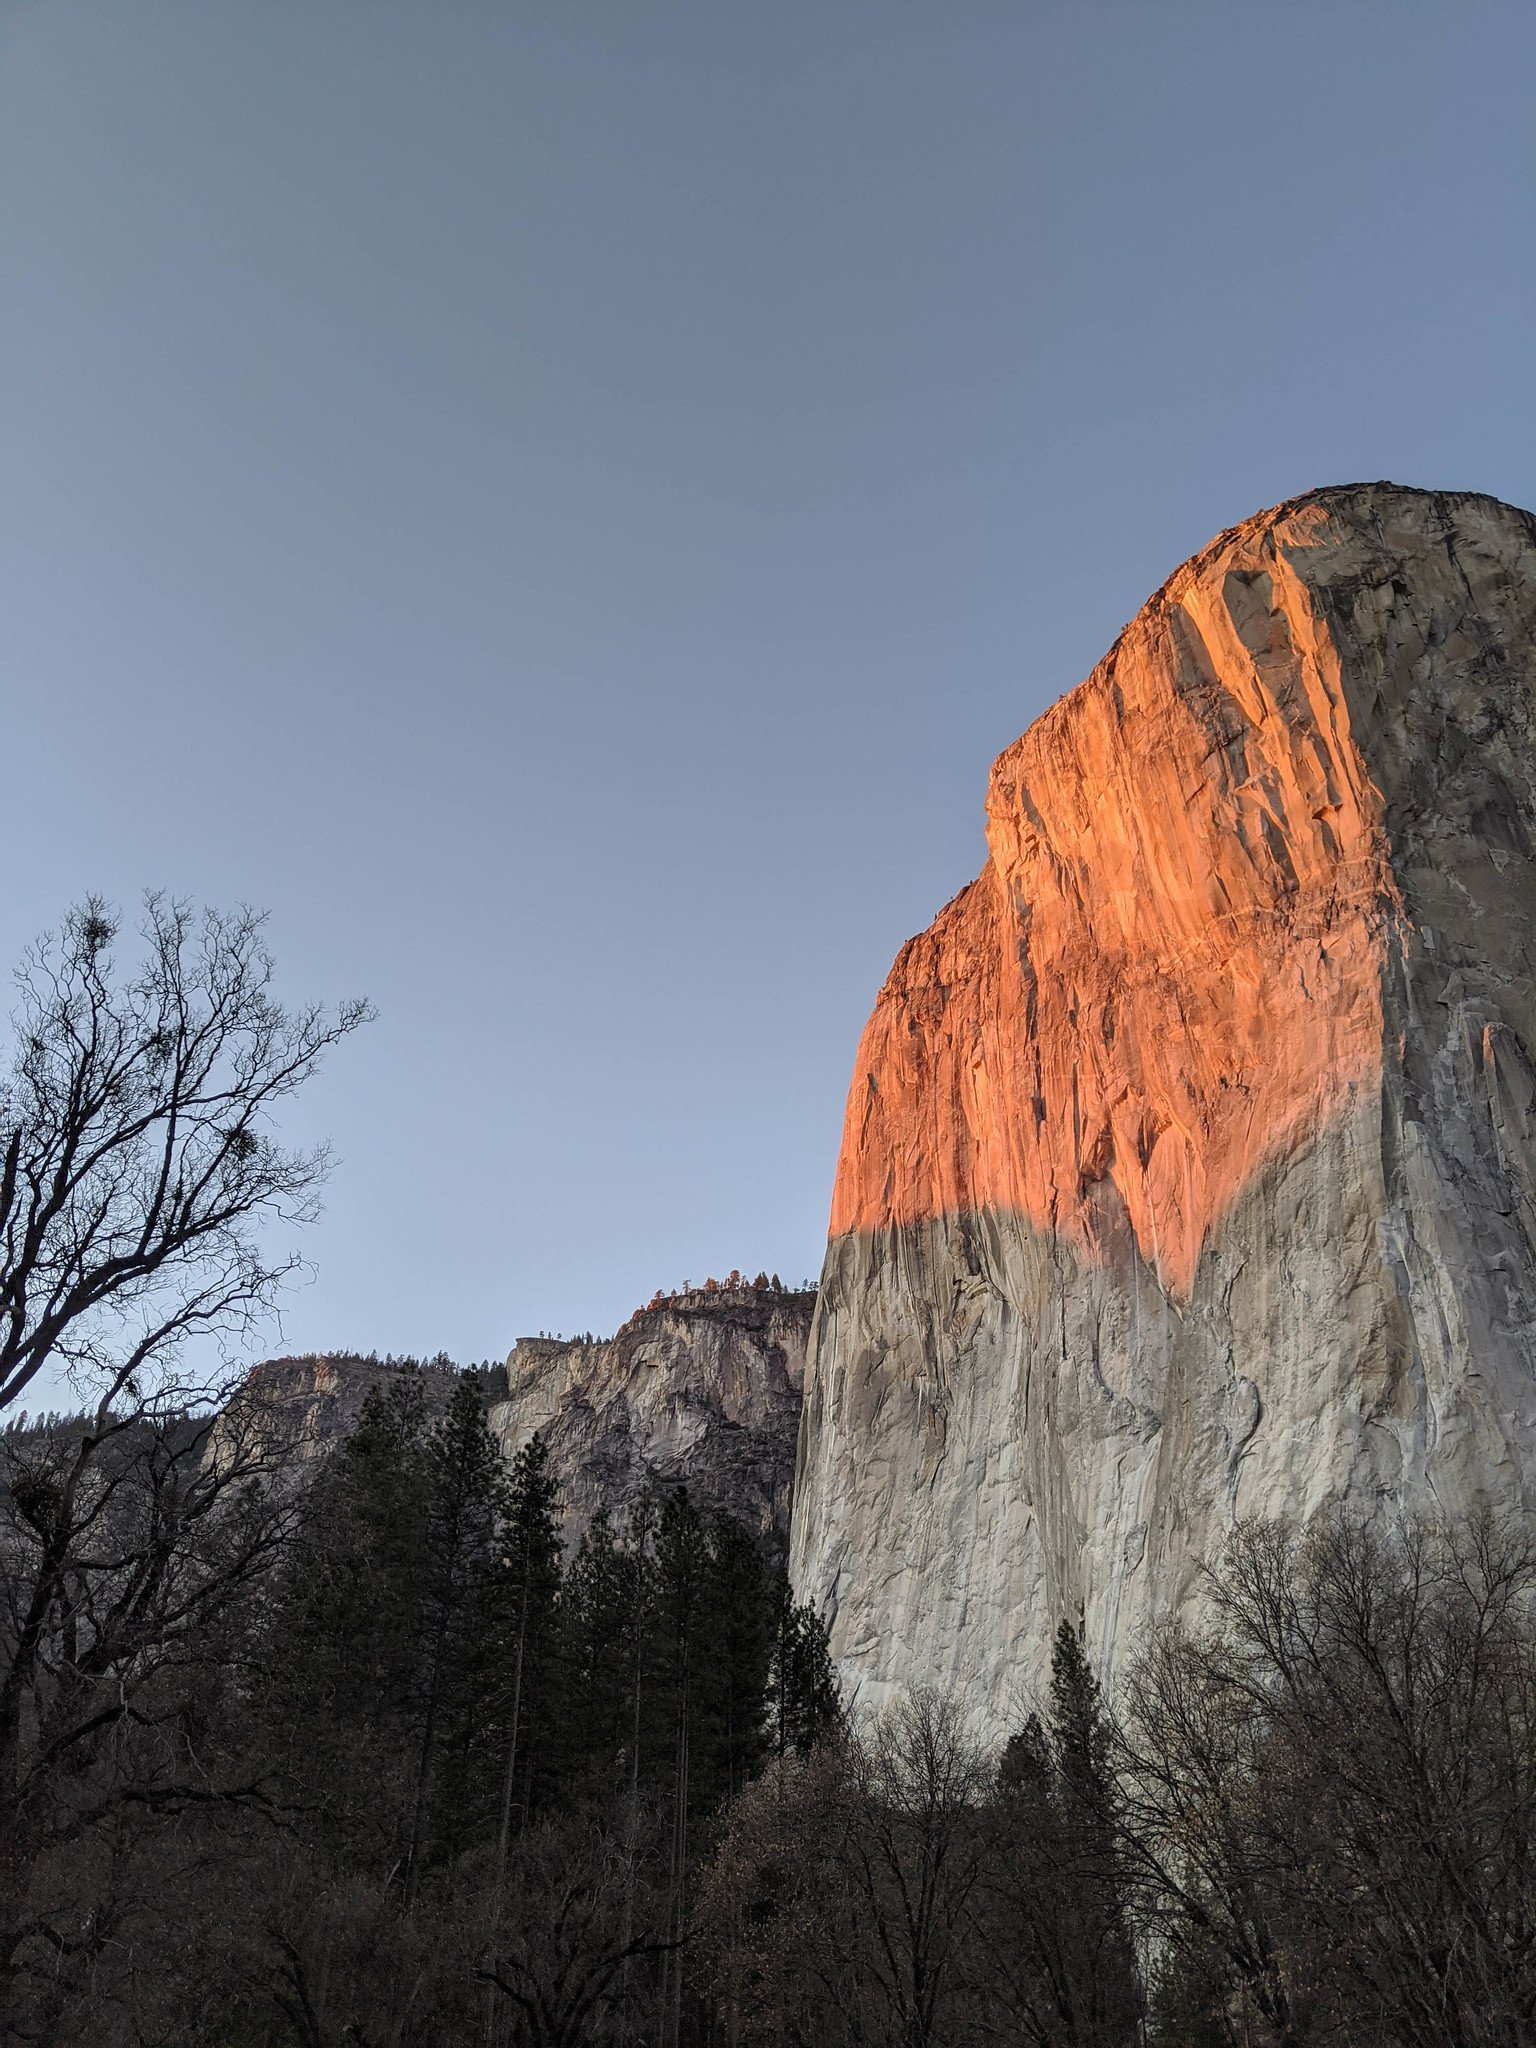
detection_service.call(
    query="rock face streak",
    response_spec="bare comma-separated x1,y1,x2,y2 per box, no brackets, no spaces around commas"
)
791,484,1536,1727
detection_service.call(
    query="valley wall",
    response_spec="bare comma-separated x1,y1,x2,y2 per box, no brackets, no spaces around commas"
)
489,1286,813,1551
792,484,1536,1727
223,1284,813,1550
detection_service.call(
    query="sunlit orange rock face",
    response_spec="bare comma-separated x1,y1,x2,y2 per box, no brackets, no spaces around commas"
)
829,498,1400,1296
795,484,1536,1733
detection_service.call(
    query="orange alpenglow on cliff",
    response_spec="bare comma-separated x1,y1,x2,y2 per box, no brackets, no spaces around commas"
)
828,495,1403,1298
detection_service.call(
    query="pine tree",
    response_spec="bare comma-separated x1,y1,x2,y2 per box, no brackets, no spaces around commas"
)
403,1375,506,1904
477,1432,564,2045
766,1579,841,1757
653,1491,712,2048
1147,1919,1235,2048
343,1371,432,1614
258,1372,435,1882
487,1432,563,1911
697,1516,773,1804
1045,1621,1140,2047
616,1493,661,2044
1049,1621,1110,1801
561,1504,635,1787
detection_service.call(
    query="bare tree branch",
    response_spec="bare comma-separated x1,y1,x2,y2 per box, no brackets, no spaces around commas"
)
0,895,371,1415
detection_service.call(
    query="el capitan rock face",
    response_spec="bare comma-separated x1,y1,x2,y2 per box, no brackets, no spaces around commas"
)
791,483,1536,1727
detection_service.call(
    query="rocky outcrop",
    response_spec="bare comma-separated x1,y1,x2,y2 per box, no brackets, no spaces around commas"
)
220,1287,813,1550
210,1353,461,1475
792,483,1536,1731
490,1287,814,1552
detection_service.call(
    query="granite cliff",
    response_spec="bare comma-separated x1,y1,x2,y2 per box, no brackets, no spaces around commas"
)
222,1282,813,1548
220,1352,459,1456
207,1353,461,1484
490,1284,814,1552
791,482,1536,1729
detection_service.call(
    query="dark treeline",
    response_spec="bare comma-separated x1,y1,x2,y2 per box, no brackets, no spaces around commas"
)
5,1368,1536,2045
707,1510,1536,2048
0,1370,838,2044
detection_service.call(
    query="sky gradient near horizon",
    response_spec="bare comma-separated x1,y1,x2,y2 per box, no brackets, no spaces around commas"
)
3,3,1534,1385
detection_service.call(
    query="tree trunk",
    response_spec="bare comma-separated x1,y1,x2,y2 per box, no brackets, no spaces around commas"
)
619,1555,646,2048
484,1566,531,2047
402,1610,450,1911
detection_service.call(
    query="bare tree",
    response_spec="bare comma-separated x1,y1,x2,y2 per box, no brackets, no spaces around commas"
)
1117,1512,1536,2048
0,894,371,1418
0,896,369,2036
0,1394,299,2030
1114,1623,1290,2043
702,1691,991,2048
700,1743,883,2048
481,1807,674,2048
844,1691,992,2048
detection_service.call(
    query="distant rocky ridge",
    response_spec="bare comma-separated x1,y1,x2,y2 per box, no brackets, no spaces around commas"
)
224,1279,814,1549
221,1351,462,1461
490,1282,814,1553
793,482,1536,1732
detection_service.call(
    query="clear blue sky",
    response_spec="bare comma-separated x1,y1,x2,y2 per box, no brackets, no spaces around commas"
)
3,2,1533,1375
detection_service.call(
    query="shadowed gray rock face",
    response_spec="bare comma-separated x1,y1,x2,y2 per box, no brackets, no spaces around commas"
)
217,1287,813,1547
791,485,1536,1734
490,1288,814,1553
207,1353,461,1479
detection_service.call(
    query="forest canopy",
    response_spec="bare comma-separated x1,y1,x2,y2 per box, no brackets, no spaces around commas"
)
5,1362,1535,2047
